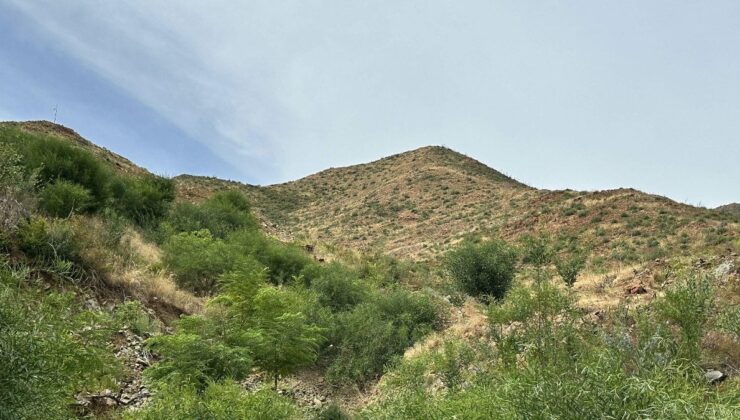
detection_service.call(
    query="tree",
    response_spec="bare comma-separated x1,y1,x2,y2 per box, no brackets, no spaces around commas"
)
249,287,324,389
555,252,586,287
445,240,517,301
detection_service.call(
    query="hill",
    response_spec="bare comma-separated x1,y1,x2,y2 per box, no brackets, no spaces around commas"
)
176,148,739,263
6,121,736,263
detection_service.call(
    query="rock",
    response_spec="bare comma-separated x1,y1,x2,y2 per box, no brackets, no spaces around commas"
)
626,284,647,295
705,370,726,384
714,261,735,279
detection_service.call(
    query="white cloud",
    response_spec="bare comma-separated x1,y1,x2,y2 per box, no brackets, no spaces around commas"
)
5,1,739,206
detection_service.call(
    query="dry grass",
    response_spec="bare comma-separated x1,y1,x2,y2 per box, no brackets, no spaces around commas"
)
71,217,203,320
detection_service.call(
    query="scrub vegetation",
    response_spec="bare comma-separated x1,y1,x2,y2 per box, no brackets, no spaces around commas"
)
0,122,737,419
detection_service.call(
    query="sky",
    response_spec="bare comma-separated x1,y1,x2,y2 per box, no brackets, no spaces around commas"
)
1,1,738,207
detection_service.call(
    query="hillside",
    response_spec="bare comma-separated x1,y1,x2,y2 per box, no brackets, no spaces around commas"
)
1,120,738,418
176,147,739,263
4,120,737,264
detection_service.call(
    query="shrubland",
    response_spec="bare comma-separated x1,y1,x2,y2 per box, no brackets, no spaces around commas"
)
0,124,737,419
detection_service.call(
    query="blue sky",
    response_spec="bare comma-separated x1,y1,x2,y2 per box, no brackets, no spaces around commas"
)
1,1,738,207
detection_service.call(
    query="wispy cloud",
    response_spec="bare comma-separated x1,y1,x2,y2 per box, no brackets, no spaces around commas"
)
4,1,739,206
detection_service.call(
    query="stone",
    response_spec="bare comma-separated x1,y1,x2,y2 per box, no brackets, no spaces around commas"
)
626,284,647,295
714,261,734,279
705,370,726,384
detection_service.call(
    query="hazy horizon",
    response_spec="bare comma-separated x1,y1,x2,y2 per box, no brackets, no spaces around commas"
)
1,1,738,207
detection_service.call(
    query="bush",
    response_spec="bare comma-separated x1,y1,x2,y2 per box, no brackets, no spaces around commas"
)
161,230,241,293
555,251,586,287
0,262,121,419
249,287,326,389
10,132,111,207
307,263,367,311
326,288,442,385
127,382,299,420
39,180,92,217
446,240,517,300
111,175,175,226
228,230,312,285
654,272,714,361
163,190,256,239
17,216,81,264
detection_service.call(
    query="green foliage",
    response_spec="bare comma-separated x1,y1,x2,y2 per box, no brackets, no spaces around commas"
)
12,131,111,206
446,239,517,300
113,300,160,336
111,174,175,226
249,287,326,388
162,229,241,293
146,330,253,390
127,382,299,420
0,262,120,419
306,263,368,311
519,233,554,267
555,250,586,287
327,288,442,385
39,180,92,217
229,230,312,285
1,127,175,225
17,216,81,264
365,270,739,419
163,190,256,239
654,272,714,361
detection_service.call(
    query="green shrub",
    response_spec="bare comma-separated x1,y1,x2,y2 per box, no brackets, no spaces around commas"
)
146,330,253,390
111,174,175,226
17,216,81,263
9,131,111,207
327,289,441,386
162,230,241,293
654,272,714,361
163,190,256,239
0,262,121,419
446,239,517,300
127,382,299,420
307,263,367,311
555,251,586,287
229,230,312,285
113,300,160,336
249,287,326,389
39,180,92,217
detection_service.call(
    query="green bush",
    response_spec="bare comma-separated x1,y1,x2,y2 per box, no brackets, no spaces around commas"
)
229,230,312,285
555,251,586,287
654,272,714,361
163,190,256,239
162,230,242,293
307,263,367,311
327,289,441,386
249,287,326,389
17,216,81,263
0,262,121,419
39,180,92,217
127,382,299,420
9,131,111,207
111,174,175,226
446,239,517,300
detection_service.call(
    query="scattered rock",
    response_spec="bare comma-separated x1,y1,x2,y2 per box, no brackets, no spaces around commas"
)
705,370,726,384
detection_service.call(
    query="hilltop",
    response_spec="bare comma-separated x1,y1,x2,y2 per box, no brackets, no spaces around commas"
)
176,147,738,263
